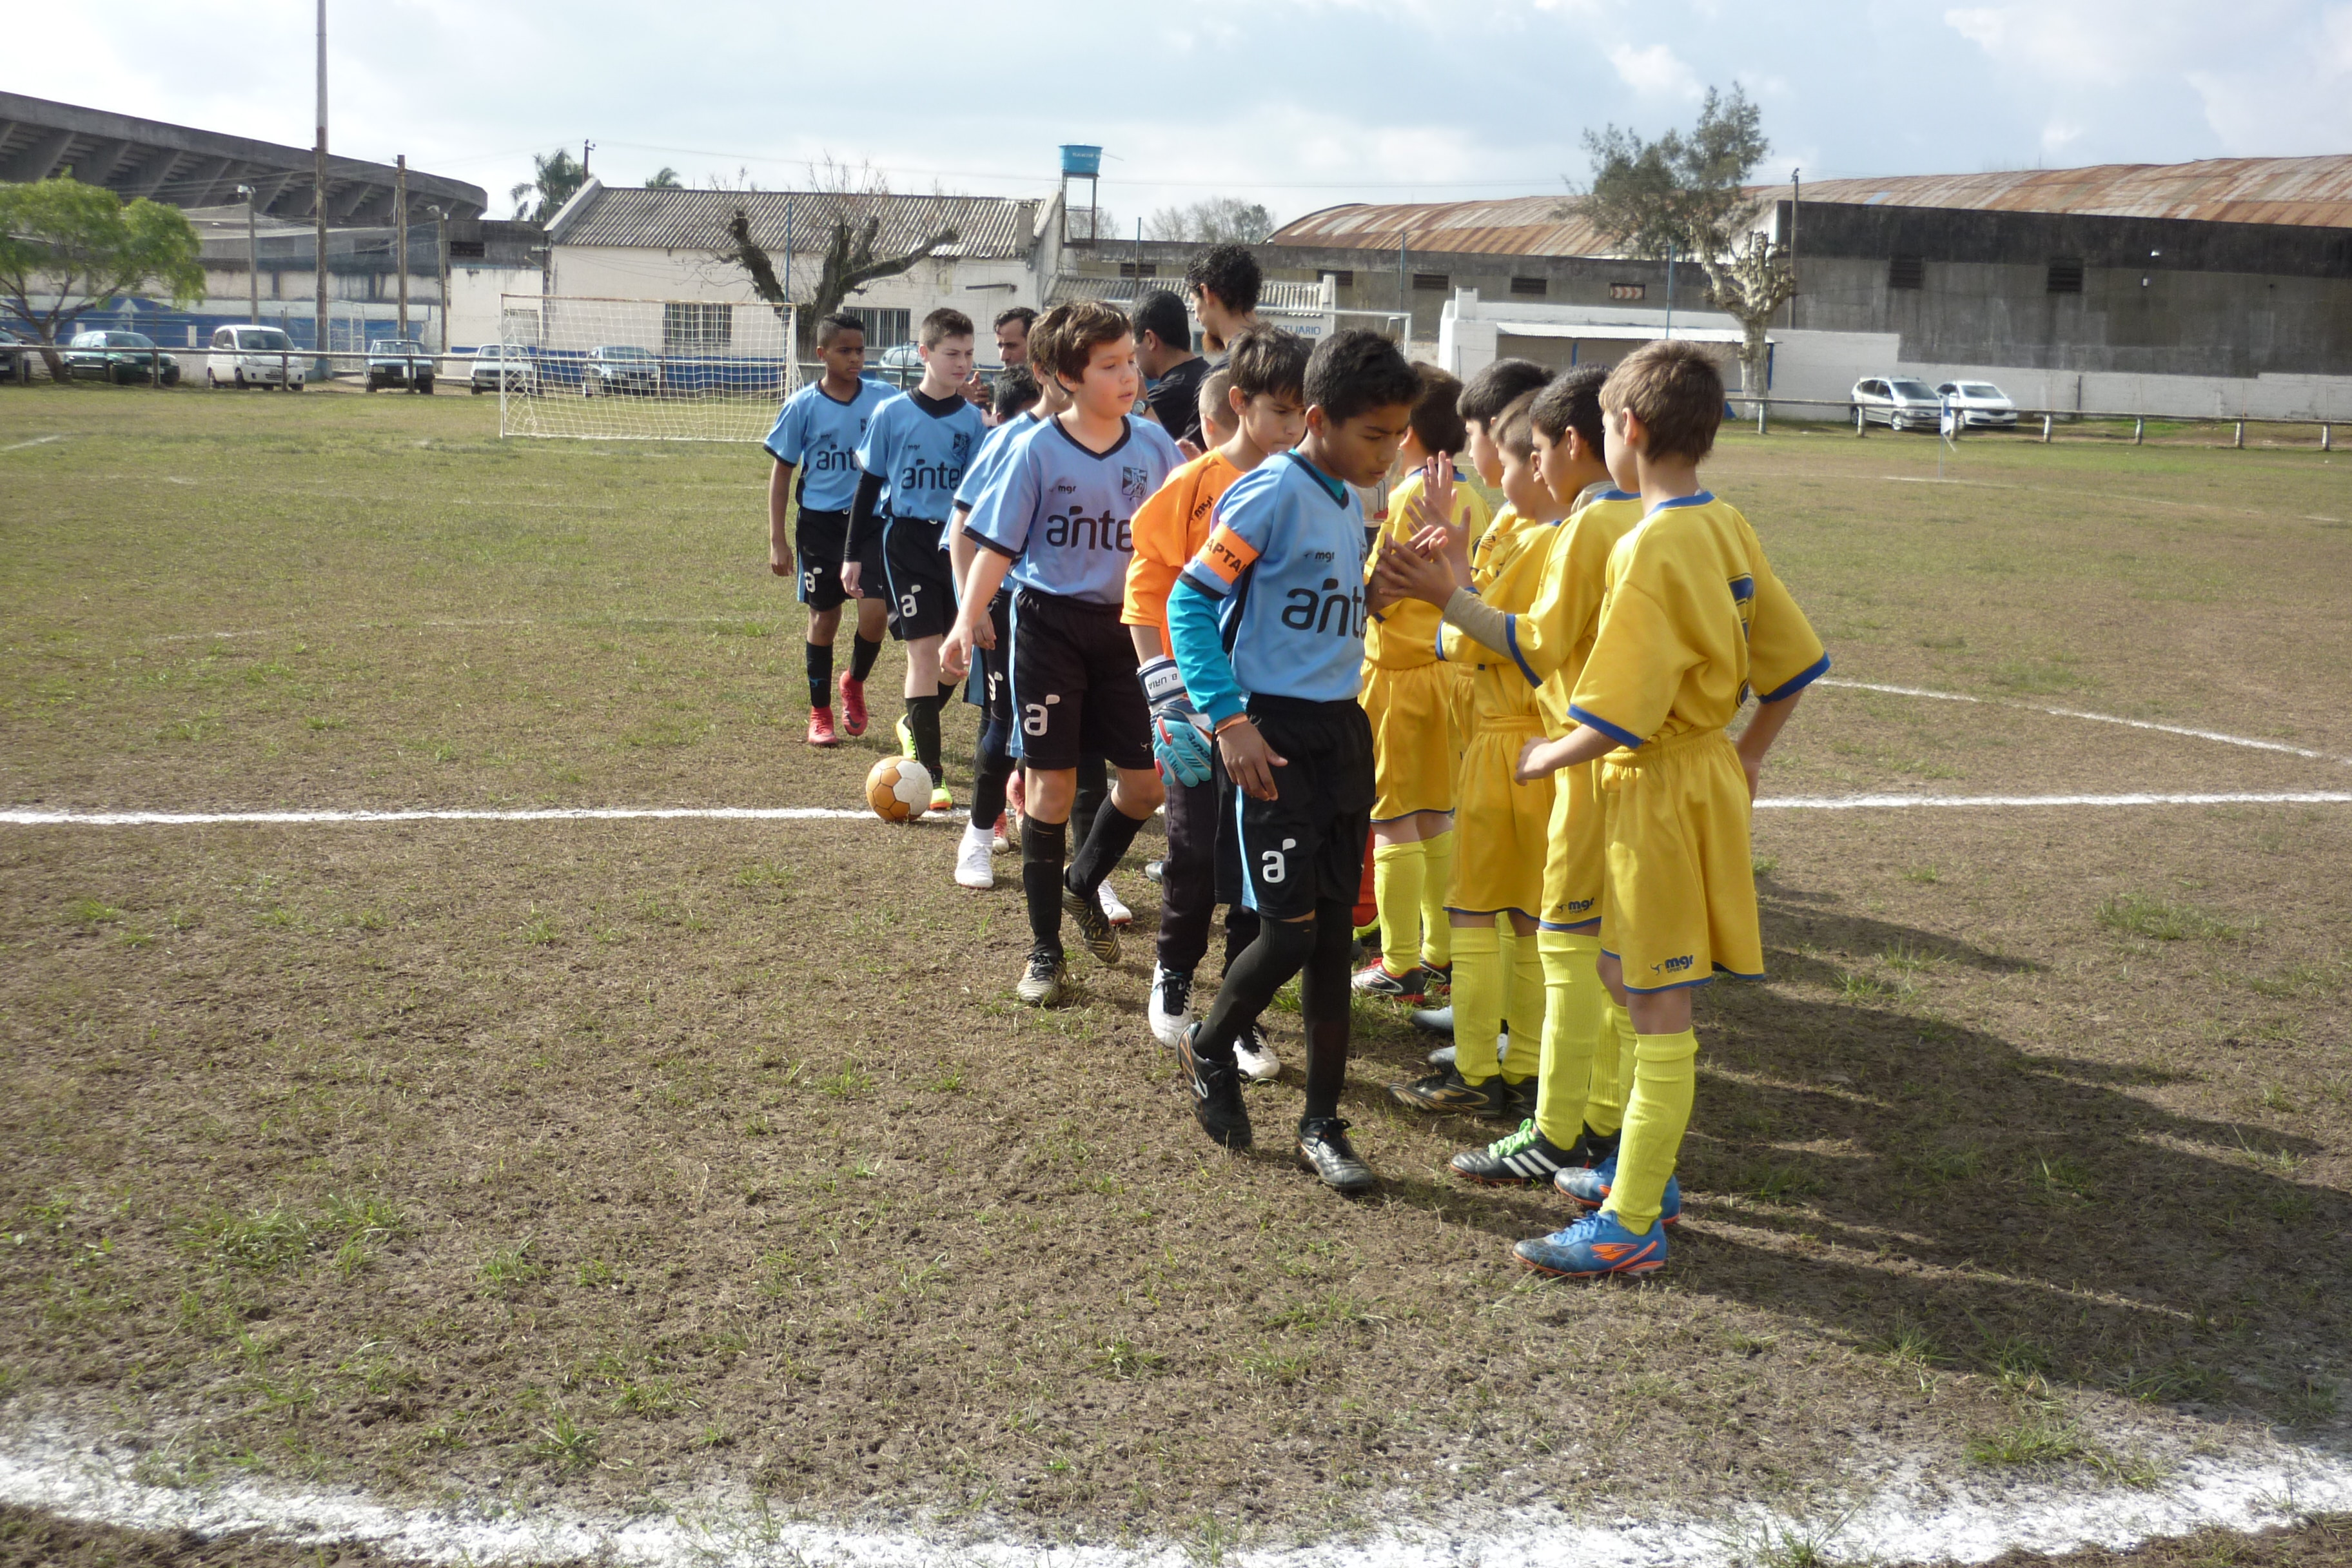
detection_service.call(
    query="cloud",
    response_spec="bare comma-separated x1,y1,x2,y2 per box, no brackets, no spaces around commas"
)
1607,42,1702,99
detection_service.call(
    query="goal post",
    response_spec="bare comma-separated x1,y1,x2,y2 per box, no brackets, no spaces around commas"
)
497,295,799,442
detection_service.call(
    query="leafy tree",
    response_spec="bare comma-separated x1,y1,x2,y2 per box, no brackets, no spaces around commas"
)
645,168,682,190
510,148,589,221
0,176,204,380
1573,86,1792,402
1146,197,1275,245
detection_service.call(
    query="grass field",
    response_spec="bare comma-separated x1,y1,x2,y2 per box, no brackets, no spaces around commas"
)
2,384,2349,1564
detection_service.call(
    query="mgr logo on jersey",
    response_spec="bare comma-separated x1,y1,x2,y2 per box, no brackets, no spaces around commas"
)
1119,466,1152,505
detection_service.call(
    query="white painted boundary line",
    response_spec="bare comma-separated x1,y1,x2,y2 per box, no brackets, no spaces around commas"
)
1,434,66,454
1758,790,2352,810
1818,677,2351,764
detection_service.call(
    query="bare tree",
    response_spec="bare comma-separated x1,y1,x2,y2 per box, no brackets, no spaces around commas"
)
1569,87,1792,404
713,157,958,354
1146,197,1275,245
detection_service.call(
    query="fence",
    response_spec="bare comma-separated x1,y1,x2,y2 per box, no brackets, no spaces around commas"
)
1736,395,2342,451
496,295,799,442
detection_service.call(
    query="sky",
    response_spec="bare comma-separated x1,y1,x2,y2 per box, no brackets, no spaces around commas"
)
12,0,2352,227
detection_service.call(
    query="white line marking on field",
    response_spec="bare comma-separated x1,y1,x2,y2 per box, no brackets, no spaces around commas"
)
1,434,65,453
1879,473,2344,524
1757,790,2352,810
1819,677,2349,763
146,615,767,643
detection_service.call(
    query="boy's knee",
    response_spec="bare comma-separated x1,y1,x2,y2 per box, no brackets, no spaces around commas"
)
1024,769,1076,821
1113,770,1165,817
1260,916,1318,968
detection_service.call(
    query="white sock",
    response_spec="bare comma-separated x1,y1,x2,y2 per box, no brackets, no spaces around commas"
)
961,821,992,849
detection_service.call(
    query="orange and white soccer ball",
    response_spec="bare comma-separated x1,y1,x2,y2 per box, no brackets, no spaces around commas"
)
865,756,932,822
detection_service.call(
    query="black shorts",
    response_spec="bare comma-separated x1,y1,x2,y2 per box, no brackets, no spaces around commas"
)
1231,695,1375,921
1008,588,1152,774
794,507,887,614
964,589,1014,721
882,516,954,641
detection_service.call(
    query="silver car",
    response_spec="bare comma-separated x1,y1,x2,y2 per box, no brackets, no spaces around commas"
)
583,344,662,396
1852,376,1945,432
470,346,537,396
1936,380,2019,429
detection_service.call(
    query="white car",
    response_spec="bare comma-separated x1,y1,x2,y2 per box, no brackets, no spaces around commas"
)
1936,380,2019,429
470,346,538,395
206,325,305,390
583,344,661,396
1852,376,1943,432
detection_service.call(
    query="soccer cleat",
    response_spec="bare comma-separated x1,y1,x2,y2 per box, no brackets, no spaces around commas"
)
1015,947,1068,1006
1411,1005,1455,1037
1098,880,1134,928
1234,1021,1282,1083
806,706,839,748
1351,962,1427,1002
1420,961,1453,996
1388,1066,1511,1119
1144,858,1165,884
928,784,954,815
1514,1208,1669,1279
1553,1153,1681,1224
1297,1117,1378,1192
896,712,916,758
1062,882,1122,966
1180,1023,1253,1150
1449,1120,1584,1186
1147,965,1194,1048
838,674,868,737
954,828,995,890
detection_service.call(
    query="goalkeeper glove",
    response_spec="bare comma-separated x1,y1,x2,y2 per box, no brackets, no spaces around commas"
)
1138,654,1214,789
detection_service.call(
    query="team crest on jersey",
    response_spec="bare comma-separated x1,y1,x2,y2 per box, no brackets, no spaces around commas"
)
1120,466,1151,505
952,431,972,464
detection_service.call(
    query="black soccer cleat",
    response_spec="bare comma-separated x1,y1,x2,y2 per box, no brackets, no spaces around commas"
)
1062,880,1122,966
1388,1065,1511,1119
1297,1117,1378,1192
1180,1023,1253,1150
1450,1120,1583,1186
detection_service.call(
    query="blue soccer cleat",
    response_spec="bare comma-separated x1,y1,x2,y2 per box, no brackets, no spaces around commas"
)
1514,1208,1669,1279
1553,1153,1681,1224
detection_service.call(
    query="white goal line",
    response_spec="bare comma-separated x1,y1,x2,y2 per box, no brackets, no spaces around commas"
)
1816,678,2350,764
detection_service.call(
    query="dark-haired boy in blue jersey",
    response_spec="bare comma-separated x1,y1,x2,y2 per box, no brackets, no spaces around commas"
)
847,307,988,812
766,312,893,747
1167,328,1421,1190
943,300,1182,1006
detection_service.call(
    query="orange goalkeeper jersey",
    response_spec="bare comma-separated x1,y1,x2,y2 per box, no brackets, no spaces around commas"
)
1121,448,1244,652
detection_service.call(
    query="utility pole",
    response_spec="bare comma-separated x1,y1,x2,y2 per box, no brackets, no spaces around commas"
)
582,140,594,178
313,0,329,376
238,184,258,326
395,155,409,340
427,206,449,354
1787,167,1801,329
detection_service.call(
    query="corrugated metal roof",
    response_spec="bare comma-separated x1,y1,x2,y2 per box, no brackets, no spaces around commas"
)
1269,155,2352,259
554,186,1044,259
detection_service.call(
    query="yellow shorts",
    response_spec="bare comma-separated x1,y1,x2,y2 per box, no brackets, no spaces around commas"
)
1450,665,1478,756
1447,716,1552,919
1539,758,1603,930
1361,661,1456,819
1597,727,1761,992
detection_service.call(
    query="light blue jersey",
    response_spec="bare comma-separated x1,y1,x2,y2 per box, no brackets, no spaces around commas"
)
1169,452,1369,723
965,414,1182,605
954,414,1041,513
763,377,890,512
855,389,988,523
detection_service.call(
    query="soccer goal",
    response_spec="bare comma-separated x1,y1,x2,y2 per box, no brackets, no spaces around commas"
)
496,295,798,442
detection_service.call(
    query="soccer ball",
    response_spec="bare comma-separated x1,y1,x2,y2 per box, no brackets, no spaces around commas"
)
865,756,932,822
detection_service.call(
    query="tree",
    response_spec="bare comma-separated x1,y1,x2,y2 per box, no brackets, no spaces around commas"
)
1573,86,1792,403
645,168,682,190
0,176,204,380
712,157,959,355
510,148,588,221
1146,197,1275,245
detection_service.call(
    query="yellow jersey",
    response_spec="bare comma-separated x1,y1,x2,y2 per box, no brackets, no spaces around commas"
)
1362,465,1491,671
1569,491,1828,750
1517,487,1646,736
1440,506,1560,726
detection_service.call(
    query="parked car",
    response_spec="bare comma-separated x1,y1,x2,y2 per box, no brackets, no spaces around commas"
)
469,346,537,395
1935,379,2019,429
64,329,180,386
366,339,436,393
583,344,661,396
874,342,923,389
1852,376,1945,431
206,326,304,390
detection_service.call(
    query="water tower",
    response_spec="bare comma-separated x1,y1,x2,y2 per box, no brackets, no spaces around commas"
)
1060,144,1101,248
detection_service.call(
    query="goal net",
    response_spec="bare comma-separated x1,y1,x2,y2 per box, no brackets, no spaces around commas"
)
496,295,799,442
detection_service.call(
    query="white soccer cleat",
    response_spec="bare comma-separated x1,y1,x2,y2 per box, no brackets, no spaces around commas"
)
954,827,995,890
1146,965,1194,1048
1098,879,1133,927
1235,1022,1282,1083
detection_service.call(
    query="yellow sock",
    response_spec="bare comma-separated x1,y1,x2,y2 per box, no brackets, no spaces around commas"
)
1503,936,1545,1081
1418,830,1453,970
1600,1030,1698,1235
1534,932,1602,1148
1447,923,1502,1081
1372,841,1424,977
1583,1003,1638,1136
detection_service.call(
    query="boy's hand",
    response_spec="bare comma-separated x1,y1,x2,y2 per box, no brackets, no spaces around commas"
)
769,545,794,579
1739,749,1763,801
1217,719,1288,801
1516,734,1574,782
839,560,863,597
1375,530,1458,607
1177,437,1204,462
960,371,988,408
940,622,975,681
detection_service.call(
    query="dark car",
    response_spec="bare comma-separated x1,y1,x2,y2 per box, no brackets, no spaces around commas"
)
64,329,180,386
366,339,436,393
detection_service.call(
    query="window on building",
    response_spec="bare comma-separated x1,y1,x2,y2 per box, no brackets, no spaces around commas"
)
838,306,912,352
448,240,486,260
1321,269,1354,289
1411,271,1450,292
1118,261,1156,279
1888,254,1925,290
662,302,732,353
2047,257,2084,295
1609,282,1645,300
1509,275,1548,297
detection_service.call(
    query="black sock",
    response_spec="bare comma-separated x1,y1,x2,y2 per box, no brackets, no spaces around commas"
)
972,736,1014,831
805,640,834,710
937,680,958,702
1194,917,1316,1068
1224,905,1262,974
1066,800,1147,894
850,633,883,683
906,693,944,778
1298,897,1357,1122
1073,756,1108,843
1021,817,1068,955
